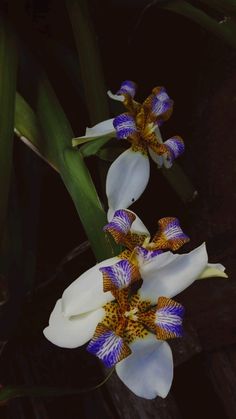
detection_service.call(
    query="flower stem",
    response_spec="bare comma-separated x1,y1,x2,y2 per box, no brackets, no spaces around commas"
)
0,368,115,404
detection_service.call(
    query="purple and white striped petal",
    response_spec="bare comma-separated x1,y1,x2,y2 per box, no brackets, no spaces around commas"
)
104,209,135,243
134,246,163,266
144,87,173,125
100,259,140,292
150,96,173,120
87,323,131,368
153,87,170,102
155,297,185,339
164,136,185,168
113,113,137,139
153,217,190,251
117,80,137,98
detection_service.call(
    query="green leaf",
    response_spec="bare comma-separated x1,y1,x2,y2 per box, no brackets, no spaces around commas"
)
159,0,236,49
197,0,236,16
80,136,115,158
35,71,118,261
0,16,18,245
62,148,116,259
66,0,109,125
97,145,127,162
72,131,114,148
161,162,197,203
14,93,58,172
15,74,118,260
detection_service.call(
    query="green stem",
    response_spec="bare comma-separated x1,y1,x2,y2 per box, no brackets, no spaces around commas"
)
161,162,197,203
0,368,114,403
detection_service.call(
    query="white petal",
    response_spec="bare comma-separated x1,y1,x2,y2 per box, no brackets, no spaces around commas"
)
43,299,105,348
116,334,173,399
62,257,119,317
155,125,164,143
85,118,115,136
139,243,208,302
148,147,164,168
163,154,172,169
110,208,150,236
106,148,150,216
107,90,125,102
148,126,164,167
198,263,228,279
130,213,150,236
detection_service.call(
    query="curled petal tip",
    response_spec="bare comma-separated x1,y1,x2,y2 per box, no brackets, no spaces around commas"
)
116,80,137,98
107,90,125,102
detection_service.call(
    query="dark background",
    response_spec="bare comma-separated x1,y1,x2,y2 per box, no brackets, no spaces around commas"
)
1,0,236,418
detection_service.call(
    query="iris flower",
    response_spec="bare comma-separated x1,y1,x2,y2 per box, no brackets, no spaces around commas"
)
73,81,184,220
44,210,226,399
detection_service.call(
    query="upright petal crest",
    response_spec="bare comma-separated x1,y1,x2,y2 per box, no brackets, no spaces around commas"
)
87,323,131,368
155,297,185,339
134,246,163,266
100,259,140,292
138,297,184,340
164,136,185,168
117,80,137,98
104,209,135,244
113,113,137,139
144,87,173,125
153,217,190,251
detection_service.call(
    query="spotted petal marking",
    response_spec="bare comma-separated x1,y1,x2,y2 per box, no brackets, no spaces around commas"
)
164,136,185,165
103,209,136,244
134,246,163,266
155,297,185,339
150,97,173,120
87,323,131,368
100,259,140,292
113,113,137,139
144,87,173,125
117,80,137,98
153,217,190,251
152,86,170,102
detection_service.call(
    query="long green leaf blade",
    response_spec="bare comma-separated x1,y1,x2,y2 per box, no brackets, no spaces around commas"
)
0,16,18,245
66,0,109,124
14,93,58,171
35,72,117,260
160,0,236,48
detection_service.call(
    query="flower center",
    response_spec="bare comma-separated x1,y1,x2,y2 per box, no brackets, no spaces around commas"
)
142,121,156,139
124,307,139,321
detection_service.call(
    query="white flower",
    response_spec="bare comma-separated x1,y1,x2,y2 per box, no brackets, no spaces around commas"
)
72,81,184,220
44,210,227,399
